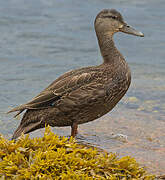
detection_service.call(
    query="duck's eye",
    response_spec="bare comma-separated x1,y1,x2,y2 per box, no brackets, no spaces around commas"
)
104,15,117,19
103,15,118,20
111,16,117,19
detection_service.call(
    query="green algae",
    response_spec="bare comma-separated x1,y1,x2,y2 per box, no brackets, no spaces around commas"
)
0,127,155,179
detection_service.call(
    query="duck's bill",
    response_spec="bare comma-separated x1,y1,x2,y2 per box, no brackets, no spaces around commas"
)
120,24,144,37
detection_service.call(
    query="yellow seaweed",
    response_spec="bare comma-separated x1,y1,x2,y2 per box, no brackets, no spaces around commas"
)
0,127,155,179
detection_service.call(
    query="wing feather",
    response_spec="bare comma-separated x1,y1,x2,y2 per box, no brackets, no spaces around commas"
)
7,68,98,116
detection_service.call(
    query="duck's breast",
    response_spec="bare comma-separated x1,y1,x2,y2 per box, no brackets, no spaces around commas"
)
104,61,131,110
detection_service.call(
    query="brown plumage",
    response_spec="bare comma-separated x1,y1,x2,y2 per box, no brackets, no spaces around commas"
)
8,9,144,139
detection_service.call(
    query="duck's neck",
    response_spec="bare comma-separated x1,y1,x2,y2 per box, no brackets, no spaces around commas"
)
96,32,122,64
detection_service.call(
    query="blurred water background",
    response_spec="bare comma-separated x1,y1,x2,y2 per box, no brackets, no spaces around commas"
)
0,0,165,175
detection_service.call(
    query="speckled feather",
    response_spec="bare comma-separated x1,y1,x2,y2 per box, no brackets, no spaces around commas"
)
7,9,143,139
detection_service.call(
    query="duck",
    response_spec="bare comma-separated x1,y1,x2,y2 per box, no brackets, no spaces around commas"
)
8,9,144,140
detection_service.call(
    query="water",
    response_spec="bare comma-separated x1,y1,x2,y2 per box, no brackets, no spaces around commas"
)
0,0,165,175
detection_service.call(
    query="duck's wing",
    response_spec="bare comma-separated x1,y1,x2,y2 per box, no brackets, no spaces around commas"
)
7,67,100,117
58,81,106,110
7,90,61,117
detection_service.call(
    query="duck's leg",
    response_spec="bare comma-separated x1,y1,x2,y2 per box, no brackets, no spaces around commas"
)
71,122,78,137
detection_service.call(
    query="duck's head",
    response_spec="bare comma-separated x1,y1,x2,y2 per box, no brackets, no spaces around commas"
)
95,9,144,37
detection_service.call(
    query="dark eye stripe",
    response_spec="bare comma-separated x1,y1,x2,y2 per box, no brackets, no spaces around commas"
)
111,16,117,19
103,15,117,20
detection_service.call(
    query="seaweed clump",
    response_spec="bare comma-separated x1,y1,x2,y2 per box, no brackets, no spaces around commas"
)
0,127,154,179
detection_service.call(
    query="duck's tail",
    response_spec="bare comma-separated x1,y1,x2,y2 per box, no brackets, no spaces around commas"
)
7,105,26,118
11,109,44,140
12,121,42,140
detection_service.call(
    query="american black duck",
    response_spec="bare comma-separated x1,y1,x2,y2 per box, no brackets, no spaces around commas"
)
8,9,144,139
